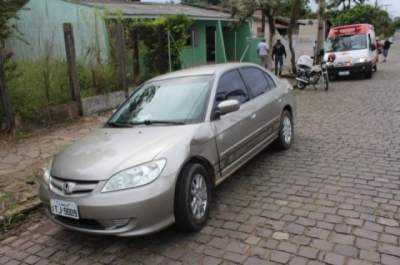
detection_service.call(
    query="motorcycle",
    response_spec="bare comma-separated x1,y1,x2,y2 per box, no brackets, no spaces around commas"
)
296,55,329,91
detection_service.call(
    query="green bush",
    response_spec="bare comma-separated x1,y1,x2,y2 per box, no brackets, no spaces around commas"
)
123,15,193,79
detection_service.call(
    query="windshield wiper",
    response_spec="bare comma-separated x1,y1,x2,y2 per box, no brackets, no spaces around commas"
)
107,121,133,128
130,120,186,126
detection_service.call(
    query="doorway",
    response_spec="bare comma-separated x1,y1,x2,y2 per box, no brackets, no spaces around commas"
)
206,26,216,63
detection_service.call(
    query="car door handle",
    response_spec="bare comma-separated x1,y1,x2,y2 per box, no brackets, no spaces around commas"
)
251,113,256,119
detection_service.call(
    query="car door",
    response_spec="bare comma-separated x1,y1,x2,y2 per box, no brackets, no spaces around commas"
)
239,67,282,144
212,69,255,180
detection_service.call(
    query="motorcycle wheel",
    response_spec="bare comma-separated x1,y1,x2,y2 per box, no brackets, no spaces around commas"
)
323,74,329,91
297,81,306,90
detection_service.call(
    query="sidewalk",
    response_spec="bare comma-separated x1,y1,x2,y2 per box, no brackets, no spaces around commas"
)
0,112,110,222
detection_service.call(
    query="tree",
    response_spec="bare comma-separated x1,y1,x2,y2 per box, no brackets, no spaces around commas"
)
0,0,25,134
331,4,395,37
0,0,25,46
287,0,304,74
327,0,366,10
228,0,285,66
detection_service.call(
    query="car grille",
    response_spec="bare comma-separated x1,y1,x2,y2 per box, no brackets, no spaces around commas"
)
53,214,130,231
50,176,98,195
54,215,104,230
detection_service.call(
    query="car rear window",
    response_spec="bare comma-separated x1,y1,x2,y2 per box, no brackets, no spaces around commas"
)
241,67,269,98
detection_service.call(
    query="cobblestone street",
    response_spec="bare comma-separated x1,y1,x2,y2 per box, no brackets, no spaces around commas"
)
1,43,400,265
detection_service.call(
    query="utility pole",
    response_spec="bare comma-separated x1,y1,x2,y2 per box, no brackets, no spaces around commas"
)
0,53,16,134
315,0,326,64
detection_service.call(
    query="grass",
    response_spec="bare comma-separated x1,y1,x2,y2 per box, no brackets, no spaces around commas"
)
4,59,120,124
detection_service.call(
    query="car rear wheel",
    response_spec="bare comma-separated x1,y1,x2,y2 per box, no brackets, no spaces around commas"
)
175,163,211,232
274,110,294,150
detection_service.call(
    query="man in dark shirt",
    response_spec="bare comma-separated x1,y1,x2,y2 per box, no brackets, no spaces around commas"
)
383,39,392,62
272,39,287,76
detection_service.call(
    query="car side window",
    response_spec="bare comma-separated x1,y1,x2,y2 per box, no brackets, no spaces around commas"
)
264,73,276,90
240,67,269,98
216,70,249,104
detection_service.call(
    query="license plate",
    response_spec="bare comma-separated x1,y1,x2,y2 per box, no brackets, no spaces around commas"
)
338,71,350,76
50,199,79,219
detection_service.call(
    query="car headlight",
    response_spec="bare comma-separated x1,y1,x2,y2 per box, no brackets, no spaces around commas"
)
102,159,166,192
359,58,368,63
41,159,52,185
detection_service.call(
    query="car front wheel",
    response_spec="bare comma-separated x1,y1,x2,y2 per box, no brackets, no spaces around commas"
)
175,163,211,232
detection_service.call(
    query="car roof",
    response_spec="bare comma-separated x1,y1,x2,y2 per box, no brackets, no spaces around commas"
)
148,63,262,82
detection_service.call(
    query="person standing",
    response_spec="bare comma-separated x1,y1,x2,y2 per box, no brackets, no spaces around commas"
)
257,39,269,69
272,39,287,76
383,39,392,62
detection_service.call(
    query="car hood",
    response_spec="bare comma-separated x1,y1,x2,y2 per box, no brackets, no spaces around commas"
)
51,125,199,181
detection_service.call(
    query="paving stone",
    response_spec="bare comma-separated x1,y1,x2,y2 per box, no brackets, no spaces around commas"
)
271,232,289,241
225,241,249,254
270,250,290,264
246,236,261,245
223,252,247,264
305,228,330,240
360,250,380,263
377,217,399,227
288,256,308,265
202,256,222,265
381,254,400,265
285,223,305,235
353,228,378,240
243,256,269,265
277,242,298,254
330,233,355,245
324,252,346,265
347,258,373,265
355,238,377,251
311,239,334,251
333,244,358,257
363,221,383,232
298,246,318,259
378,244,400,257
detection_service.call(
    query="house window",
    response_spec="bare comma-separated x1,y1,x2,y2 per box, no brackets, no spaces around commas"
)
186,28,198,47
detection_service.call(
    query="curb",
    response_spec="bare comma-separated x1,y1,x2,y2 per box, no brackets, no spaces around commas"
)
0,198,42,227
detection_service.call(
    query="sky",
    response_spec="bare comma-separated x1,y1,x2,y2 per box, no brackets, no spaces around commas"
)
309,0,400,18
143,0,400,17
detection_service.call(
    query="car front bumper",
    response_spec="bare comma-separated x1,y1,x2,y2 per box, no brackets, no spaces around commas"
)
327,62,372,77
39,172,177,236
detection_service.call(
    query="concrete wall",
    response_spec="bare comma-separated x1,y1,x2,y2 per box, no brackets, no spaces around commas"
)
6,0,110,63
298,19,318,43
81,91,126,116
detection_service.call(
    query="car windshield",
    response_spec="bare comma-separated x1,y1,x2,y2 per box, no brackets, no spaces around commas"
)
108,75,213,126
326,34,367,52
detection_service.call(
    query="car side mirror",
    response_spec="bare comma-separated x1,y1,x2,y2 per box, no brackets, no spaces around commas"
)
216,99,240,117
371,43,376,51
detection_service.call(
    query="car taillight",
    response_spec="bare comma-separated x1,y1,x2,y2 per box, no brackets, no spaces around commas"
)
328,53,336,62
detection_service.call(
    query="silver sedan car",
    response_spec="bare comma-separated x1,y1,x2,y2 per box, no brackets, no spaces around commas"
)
39,63,295,236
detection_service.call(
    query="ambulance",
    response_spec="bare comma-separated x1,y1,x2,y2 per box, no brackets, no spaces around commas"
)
324,23,379,79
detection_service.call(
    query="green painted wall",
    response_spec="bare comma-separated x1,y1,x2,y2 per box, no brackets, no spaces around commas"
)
180,21,207,67
6,0,109,63
180,20,253,67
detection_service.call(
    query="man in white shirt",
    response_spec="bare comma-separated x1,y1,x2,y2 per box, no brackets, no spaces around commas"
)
257,39,269,69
